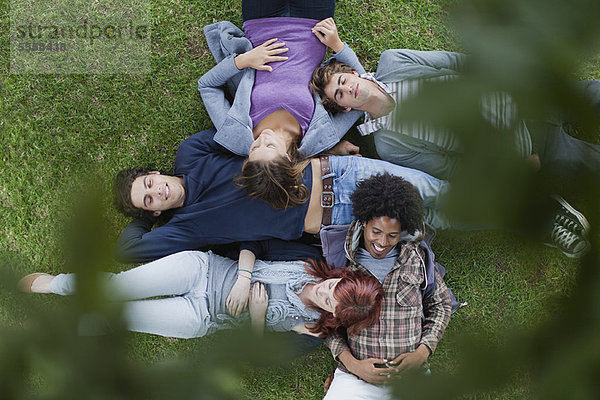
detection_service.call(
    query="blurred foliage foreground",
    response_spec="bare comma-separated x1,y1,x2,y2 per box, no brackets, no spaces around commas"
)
2,0,600,398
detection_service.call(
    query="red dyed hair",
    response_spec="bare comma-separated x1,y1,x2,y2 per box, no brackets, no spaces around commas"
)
304,259,383,338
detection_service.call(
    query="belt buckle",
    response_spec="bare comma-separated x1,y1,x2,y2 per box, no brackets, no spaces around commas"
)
321,191,334,208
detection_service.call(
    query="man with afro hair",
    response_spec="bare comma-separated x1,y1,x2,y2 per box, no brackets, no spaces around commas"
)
323,173,452,400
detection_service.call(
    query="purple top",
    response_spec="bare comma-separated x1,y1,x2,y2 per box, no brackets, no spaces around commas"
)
243,17,326,135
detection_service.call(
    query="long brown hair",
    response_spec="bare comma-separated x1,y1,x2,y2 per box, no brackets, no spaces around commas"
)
235,144,311,209
305,259,383,338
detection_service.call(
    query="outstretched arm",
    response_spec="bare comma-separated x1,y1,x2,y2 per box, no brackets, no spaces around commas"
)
291,323,321,337
376,49,467,79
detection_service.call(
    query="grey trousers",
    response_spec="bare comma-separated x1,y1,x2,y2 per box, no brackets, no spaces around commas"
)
530,80,600,181
374,80,600,182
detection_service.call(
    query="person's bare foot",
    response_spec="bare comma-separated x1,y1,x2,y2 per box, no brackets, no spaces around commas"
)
18,273,55,293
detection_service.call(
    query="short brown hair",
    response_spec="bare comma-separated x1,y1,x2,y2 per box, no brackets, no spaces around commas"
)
310,59,356,114
113,167,155,219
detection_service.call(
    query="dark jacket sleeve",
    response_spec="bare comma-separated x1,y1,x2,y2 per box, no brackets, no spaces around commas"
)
114,217,205,264
113,218,155,263
240,239,323,262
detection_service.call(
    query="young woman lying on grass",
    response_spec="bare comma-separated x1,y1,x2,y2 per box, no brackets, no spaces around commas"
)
19,250,382,338
198,0,364,159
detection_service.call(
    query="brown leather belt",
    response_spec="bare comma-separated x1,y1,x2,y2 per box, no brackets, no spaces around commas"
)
320,155,334,226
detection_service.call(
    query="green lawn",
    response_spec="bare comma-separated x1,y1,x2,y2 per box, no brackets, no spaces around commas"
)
1,0,599,398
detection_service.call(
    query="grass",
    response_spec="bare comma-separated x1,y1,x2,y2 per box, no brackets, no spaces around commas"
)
1,0,599,398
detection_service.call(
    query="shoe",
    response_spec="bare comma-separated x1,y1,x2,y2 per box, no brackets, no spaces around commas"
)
323,369,335,393
551,195,590,236
18,273,54,293
544,223,590,258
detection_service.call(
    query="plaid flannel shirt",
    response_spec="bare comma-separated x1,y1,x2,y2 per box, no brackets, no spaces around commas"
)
327,221,452,374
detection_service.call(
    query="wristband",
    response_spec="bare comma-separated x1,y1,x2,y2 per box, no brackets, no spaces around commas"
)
238,268,253,276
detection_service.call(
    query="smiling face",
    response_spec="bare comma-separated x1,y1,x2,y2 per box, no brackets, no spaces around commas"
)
324,71,373,111
362,216,402,259
130,171,185,216
310,278,341,315
248,129,290,162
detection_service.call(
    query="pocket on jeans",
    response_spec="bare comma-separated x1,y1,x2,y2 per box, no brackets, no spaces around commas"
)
331,156,353,183
331,157,355,204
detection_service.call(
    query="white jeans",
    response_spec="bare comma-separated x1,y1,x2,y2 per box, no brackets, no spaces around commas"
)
323,368,392,400
50,251,212,338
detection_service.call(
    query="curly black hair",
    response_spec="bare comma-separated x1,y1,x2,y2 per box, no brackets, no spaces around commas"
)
351,173,424,235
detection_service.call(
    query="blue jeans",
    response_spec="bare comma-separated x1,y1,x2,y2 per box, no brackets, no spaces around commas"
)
374,129,459,181
51,251,212,339
327,156,451,229
242,0,335,21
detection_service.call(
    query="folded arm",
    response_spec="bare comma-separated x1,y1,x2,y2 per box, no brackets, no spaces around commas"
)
197,55,244,130
114,219,200,264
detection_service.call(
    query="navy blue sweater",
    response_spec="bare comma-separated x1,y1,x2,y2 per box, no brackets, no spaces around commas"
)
114,129,312,263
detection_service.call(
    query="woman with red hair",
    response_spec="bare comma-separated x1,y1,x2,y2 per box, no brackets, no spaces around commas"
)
19,251,382,339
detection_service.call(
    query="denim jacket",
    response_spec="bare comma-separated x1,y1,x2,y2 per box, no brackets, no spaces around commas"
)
198,21,365,158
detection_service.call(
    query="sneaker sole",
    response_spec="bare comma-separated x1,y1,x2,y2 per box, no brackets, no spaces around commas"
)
543,238,591,259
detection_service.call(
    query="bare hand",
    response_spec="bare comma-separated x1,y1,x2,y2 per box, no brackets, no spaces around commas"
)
234,38,288,71
312,18,344,53
248,282,268,320
347,357,391,385
388,345,430,376
526,153,541,171
226,276,251,317
328,140,361,156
